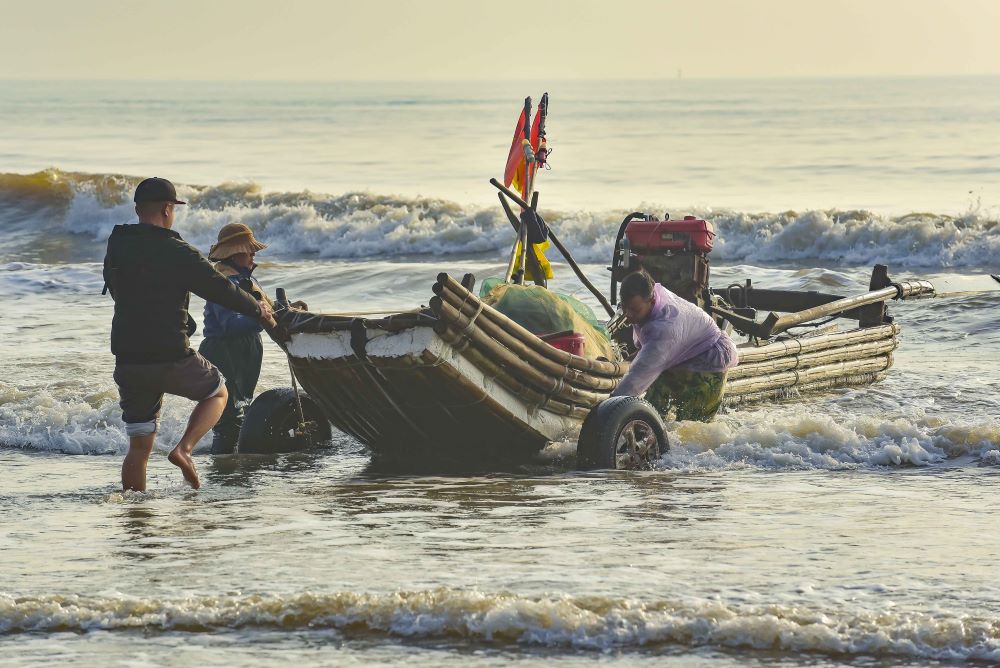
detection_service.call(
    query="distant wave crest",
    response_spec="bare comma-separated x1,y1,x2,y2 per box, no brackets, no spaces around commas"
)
1,169,998,267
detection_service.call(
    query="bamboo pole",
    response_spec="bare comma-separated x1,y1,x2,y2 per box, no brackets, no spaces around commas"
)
418,349,589,426
725,355,892,396
503,215,525,284
431,290,618,392
723,373,888,407
489,178,615,317
432,323,592,419
729,338,898,380
435,273,626,377
432,290,620,392
736,324,899,363
431,297,609,407
498,192,546,287
761,281,932,336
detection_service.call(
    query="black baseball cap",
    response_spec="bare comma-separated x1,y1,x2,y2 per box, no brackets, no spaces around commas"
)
133,177,186,204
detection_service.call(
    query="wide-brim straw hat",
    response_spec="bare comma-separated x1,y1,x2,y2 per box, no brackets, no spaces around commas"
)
209,223,267,261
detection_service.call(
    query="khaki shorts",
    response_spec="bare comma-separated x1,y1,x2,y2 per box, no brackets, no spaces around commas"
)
114,353,225,436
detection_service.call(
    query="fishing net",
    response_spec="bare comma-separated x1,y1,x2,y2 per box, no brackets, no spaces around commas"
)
479,278,614,360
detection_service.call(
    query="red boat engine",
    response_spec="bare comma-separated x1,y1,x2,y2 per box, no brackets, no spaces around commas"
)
610,212,716,309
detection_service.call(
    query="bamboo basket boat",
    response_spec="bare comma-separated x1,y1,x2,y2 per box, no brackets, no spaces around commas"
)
270,270,935,465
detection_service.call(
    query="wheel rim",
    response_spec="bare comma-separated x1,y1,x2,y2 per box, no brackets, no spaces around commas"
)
614,419,660,470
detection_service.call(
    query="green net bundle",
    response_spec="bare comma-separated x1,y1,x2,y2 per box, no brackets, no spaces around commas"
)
479,279,615,360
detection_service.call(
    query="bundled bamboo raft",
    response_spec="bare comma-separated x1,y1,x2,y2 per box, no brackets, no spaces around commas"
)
723,323,899,406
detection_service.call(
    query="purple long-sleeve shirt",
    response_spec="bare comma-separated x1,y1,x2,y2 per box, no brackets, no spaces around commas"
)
611,283,739,397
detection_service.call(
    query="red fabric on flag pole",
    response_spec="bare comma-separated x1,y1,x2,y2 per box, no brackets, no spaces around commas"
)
503,109,527,189
503,109,543,197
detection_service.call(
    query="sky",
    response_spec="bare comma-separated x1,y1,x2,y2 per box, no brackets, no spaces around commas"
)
1,0,999,80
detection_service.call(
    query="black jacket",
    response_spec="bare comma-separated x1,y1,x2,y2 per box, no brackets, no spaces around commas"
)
103,223,262,363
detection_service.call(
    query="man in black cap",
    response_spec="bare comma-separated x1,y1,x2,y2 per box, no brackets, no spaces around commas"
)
103,177,275,491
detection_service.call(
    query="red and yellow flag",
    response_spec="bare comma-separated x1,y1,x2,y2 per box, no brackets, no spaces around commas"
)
503,108,542,198
503,106,551,280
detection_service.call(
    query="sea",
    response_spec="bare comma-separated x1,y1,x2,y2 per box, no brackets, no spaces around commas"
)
1,78,999,666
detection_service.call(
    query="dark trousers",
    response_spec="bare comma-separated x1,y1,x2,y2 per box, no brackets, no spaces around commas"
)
198,333,263,454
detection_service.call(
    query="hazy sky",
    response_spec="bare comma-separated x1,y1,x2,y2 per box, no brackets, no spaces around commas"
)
2,0,998,80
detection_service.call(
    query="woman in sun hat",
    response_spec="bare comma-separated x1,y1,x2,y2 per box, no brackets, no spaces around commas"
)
198,223,275,454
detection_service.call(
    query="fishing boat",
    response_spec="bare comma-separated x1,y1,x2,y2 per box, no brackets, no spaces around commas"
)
265,242,938,468
249,94,997,469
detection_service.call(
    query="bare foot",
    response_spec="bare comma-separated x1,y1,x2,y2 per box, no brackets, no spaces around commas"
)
167,447,201,489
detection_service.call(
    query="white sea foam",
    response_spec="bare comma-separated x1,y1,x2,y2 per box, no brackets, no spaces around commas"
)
662,409,1000,471
0,383,209,456
4,170,998,268
0,589,997,661
2,376,996,468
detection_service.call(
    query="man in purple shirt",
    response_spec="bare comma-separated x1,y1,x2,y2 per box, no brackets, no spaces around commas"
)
610,270,738,421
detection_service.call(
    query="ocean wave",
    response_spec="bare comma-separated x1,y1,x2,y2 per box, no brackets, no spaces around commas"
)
1,169,998,268
665,407,1000,471
1,589,997,660
2,377,996,467
0,382,200,456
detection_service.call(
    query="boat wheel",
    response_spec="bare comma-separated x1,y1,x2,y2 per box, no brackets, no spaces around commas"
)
614,418,661,470
577,396,669,470
238,388,333,454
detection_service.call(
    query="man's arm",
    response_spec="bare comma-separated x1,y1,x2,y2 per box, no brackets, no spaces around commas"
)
174,242,263,319
610,322,682,397
207,299,265,337
102,250,116,299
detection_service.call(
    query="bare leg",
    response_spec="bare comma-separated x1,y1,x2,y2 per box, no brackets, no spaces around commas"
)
122,433,156,492
168,386,228,490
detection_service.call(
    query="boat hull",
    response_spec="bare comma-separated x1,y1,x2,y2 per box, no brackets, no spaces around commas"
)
274,273,901,464
286,326,581,464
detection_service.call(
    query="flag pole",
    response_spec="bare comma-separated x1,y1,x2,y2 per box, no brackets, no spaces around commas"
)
516,96,535,285
497,192,546,284
490,178,615,317
504,96,532,284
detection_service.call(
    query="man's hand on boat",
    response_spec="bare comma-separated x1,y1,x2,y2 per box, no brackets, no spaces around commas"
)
258,300,277,328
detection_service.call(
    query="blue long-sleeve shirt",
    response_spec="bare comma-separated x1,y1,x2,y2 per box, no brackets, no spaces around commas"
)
202,261,265,339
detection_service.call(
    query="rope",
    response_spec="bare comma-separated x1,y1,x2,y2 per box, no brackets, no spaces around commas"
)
461,302,485,337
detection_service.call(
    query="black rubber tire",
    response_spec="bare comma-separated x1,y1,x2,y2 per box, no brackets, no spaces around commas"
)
237,388,333,454
576,396,669,470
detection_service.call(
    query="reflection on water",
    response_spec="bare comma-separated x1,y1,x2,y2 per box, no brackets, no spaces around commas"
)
204,449,337,488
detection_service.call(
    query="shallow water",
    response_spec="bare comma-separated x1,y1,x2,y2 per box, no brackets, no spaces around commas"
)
1,78,999,665
2,257,999,666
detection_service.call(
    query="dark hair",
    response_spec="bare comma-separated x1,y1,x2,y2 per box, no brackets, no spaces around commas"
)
135,200,169,217
620,270,655,302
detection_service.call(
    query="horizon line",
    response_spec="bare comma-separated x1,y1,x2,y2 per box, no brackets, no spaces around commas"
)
2,73,1000,84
